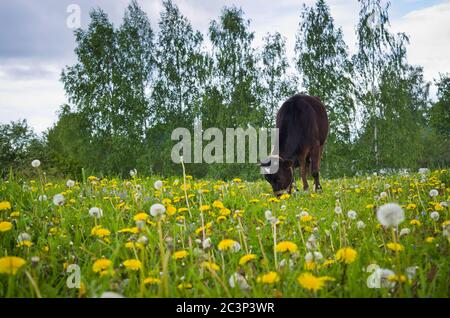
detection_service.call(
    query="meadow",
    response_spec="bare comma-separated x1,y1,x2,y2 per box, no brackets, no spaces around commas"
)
0,163,449,298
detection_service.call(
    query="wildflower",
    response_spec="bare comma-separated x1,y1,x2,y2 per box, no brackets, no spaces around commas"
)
17,232,31,242
239,254,257,265
256,271,279,284
31,159,41,168
150,203,166,217
335,247,357,264
218,239,241,252
154,180,163,190
425,236,434,243
380,192,388,199
213,200,224,209
0,256,26,275
377,203,405,227
177,283,193,289
356,220,366,229
38,195,47,201
100,291,124,298
229,273,250,290
0,201,12,210
53,194,65,206
143,277,160,285
297,272,334,292
305,252,323,262
430,211,439,221
89,207,103,218
199,205,210,212
91,226,110,238
399,228,410,236
92,259,112,274
125,242,144,250
334,206,342,214
347,210,357,219
133,212,149,222
300,214,313,222
386,242,404,252
123,259,142,271
66,179,75,188
429,189,439,197
172,250,189,260
201,261,220,271
306,235,318,251
410,219,421,226
129,169,137,177
202,238,212,249
0,221,13,232
406,203,417,210
275,241,298,253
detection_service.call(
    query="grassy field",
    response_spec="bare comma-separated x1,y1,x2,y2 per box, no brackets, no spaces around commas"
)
0,166,449,298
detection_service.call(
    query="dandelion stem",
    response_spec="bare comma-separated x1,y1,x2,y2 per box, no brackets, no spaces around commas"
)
180,158,192,218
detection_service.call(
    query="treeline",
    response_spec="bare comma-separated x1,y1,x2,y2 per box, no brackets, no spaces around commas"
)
2,0,449,180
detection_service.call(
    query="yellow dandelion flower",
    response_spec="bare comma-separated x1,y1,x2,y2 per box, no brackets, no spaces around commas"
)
218,239,240,251
366,204,375,209
0,256,26,275
0,221,13,232
279,193,290,200
386,242,404,252
177,282,193,289
91,226,111,238
0,201,11,211
10,211,20,218
143,277,160,285
297,272,335,292
425,237,434,243
172,250,189,260
319,259,335,268
162,198,172,205
268,197,280,203
201,261,220,271
275,241,298,253
304,261,316,270
300,215,313,222
123,259,142,271
92,259,112,273
257,271,279,284
166,205,177,215
232,178,242,183
199,205,210,212
335,247,358,264
118,227,139,234
410,219,421,226
220,208,231,216
388,274,407,282
133,212,149,222
249,199,260,203
406,203,417,210
216,215,226,222
239,254,257,265
213,200,224,209
16,240,33,247
124,242,144,250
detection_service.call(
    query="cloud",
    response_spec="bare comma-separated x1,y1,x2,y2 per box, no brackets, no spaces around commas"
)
391,3,450,83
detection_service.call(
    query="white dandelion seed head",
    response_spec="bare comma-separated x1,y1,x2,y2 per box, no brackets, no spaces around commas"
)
418,168,429,175
280,205,286,210
17,232,31,242
429,189,439,197
150,203,166,217
66,179,75,188
53,194,65,206
380,192,388,199
379,268,396,288
300,211,309,218
399,228,410,236
305,252,313,263
430,211,439,221
100,291,125,298
440,201,448,207
137,235,149,245
306,235,317,251
31,256,40,264
314,251,323,261
129,169,137,177
154,180,163,190
231,241,241,252
331,221,338,231
377,203,405,227
278,258,294,269
406,266,418,280
347,210,357,219
89,207,103,218
202,237,212,249
356,220,366,229
229,273,250,290
334,206,342,214
31,159,41,168
264,210,273,220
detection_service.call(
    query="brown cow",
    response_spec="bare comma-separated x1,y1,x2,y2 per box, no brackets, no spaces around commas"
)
261,94,329,196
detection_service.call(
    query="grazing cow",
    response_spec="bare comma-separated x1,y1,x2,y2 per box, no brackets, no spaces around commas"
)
261,94,329,196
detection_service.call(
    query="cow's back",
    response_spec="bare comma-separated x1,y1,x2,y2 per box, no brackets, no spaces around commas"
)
276,94,329,157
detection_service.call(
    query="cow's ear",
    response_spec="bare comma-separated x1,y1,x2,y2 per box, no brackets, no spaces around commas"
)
259,157,271,167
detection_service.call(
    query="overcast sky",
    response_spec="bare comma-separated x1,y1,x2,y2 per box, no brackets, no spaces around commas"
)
0,0,449,133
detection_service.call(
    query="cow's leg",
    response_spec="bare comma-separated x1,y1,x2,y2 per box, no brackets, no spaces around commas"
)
300,155,309,192
311,144,322,192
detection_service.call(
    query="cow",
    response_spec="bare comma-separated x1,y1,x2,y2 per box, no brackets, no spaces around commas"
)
261,94,329,197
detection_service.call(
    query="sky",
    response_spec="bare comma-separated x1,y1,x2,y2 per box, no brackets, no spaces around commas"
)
0,0,449,133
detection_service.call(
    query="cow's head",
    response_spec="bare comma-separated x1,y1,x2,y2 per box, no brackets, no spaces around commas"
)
260,156,294,197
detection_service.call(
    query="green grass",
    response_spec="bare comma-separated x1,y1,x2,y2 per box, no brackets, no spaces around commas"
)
0,168,449,298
